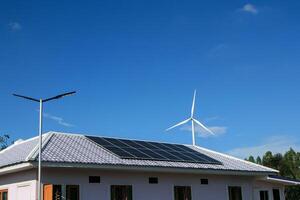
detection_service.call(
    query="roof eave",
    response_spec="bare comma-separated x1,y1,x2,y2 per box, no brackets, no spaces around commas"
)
32,161,278,176
265,177,300,186
0,162,35,176
192,145,279,174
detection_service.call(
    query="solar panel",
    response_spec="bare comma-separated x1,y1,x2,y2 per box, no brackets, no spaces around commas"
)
86,136,222,164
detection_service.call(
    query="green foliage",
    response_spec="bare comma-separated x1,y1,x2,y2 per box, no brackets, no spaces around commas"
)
262,151,273,167
285,186,300,200
256,156,262,165
0,134,10,150
248,148,300,200
247,155,255,163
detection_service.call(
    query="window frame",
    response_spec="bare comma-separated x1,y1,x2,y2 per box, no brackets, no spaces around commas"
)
200,178,208,185
173,185,192,200
148,177,158,184
259,190,269,200
53,185,62,200
0,189,8,200
66,185,80,200
227,186,243,200
89,176,101,184
272,188,280,200
43,184,80,200
110,185,133,200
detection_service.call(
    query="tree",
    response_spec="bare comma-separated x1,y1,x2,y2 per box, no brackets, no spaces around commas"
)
273,153,283,169
285,186,300,200
248,156,255,163
0,134,10,150
296,153,300,177
256,156,262,165
284,148,298,179
249,148,300,200
296,152,300,166
262,151,274,167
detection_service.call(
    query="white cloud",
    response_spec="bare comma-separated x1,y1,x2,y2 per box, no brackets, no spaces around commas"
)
43,112,74,127
241,4,258,15
208,126,228,135
227,135,300,159
204,116,220,122
9,22,22,31
181,124,227,138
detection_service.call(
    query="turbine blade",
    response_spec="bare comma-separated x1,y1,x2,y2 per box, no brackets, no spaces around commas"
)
193,118,215,135
166,118,191,131
191,90,196,117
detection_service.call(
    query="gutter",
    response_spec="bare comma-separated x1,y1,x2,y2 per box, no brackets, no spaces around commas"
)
0,162,35,176
266,176,300,186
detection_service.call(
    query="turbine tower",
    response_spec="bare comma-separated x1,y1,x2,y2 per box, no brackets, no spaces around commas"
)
166,90,214,146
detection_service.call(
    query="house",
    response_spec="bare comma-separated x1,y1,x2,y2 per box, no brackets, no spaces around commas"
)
0,132,299,200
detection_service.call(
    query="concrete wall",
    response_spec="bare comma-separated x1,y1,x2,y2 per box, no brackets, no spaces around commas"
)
252,180,285,200
0,169,37,200
0,167,286,200
42,168,285,200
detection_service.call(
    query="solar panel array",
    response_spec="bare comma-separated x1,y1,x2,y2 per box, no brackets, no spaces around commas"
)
86,136,222,164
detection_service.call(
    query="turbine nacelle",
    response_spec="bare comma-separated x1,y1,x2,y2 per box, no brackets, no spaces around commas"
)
166,90,214,146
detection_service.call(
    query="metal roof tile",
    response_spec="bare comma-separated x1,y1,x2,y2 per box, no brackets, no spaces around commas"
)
0,132,278,174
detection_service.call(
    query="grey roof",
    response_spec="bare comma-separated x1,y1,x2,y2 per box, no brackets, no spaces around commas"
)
0,136,39,167
0,132,278,174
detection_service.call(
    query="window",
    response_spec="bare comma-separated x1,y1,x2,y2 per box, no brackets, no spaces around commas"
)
200,179,208,185
272,189,280,200
66,185,80,200
44,184,62,200
0,190,8,200
89,176,101,183
44,185,79,200
260,191,269,200
228,186,242,200
111,185,132,200
174,186,192,200
149,177,158,184
53,185,62,200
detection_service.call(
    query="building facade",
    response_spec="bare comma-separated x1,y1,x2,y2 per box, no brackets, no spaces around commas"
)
0,132,299,200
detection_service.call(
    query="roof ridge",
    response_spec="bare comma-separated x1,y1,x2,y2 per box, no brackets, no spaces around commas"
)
47,131,85,137
25,132,54,161
192,145,278,173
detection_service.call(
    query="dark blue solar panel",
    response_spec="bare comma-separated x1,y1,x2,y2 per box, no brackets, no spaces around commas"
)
154,150,181,160
103,138,130,147
86,136,222,164
140,149,167,160
121,140,145,148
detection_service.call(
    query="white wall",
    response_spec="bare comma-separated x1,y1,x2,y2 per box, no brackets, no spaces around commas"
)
0,169,37,200
252,180,285,200
42,168,285,200
0,167,285,200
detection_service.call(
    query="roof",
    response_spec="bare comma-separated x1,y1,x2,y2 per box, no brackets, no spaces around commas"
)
266,175,300,185
0,132,278,175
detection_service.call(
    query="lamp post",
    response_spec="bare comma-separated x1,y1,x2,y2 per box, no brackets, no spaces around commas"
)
13,91,76,200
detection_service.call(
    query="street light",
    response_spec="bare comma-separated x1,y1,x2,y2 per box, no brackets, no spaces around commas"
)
13,91,76,200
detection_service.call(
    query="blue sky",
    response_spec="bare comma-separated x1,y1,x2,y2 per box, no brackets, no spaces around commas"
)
1,0,300,158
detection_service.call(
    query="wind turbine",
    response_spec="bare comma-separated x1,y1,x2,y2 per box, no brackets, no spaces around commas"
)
166,90,214,146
